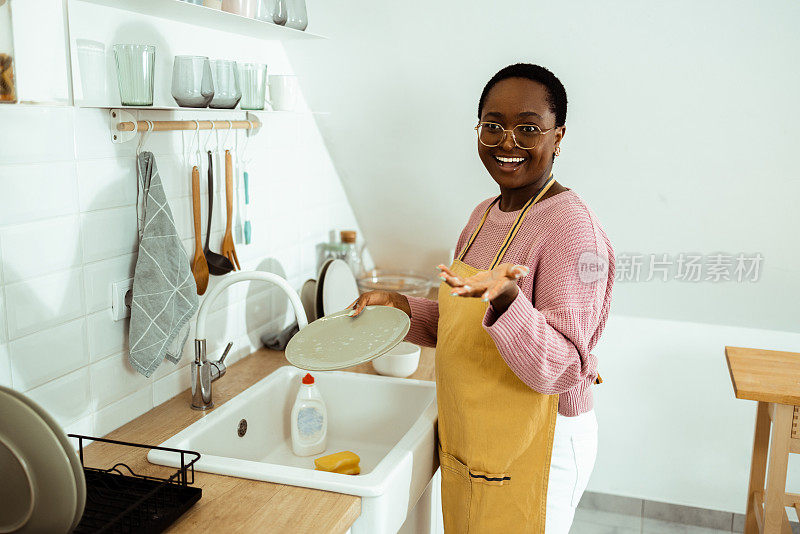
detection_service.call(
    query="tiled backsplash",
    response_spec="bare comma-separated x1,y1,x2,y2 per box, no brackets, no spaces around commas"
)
0,104,361,439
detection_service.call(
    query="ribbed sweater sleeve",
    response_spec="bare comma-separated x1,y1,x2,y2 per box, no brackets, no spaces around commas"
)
404,296,439,348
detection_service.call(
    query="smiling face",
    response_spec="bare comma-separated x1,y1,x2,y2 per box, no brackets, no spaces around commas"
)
478,77,564,191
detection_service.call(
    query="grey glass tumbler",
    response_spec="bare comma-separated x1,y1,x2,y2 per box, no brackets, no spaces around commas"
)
238,62,267,110
113,44,155,106
172,55,214,108
209,59,241,109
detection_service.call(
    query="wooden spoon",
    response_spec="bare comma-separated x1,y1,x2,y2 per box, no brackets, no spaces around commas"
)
221,149,241,270
190,165,209,294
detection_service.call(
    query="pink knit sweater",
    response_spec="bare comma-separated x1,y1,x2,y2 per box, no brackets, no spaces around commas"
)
405,189,615,417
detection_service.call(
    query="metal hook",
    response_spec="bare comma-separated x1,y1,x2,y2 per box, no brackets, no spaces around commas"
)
240,120,253,164
136,119,154,156
204,120,216,152
188,119,201,167
221,120,233,151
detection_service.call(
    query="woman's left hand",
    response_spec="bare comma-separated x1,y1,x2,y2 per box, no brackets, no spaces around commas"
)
438,263,530,314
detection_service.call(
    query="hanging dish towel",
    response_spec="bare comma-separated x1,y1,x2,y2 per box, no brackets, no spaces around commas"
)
129,151,199,377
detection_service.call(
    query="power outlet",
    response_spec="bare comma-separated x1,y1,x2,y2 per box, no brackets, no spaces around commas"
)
111,278,134,321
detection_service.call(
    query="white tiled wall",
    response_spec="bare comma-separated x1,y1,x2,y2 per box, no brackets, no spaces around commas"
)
0,104,361,440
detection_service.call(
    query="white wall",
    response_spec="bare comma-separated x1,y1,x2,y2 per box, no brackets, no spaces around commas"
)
0,1,360,439
593,314,800,514
292,0,800,333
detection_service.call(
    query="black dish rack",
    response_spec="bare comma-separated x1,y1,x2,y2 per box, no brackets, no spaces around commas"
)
68,434,202,533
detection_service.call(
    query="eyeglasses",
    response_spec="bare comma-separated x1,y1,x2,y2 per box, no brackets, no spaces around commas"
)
475,121,556,150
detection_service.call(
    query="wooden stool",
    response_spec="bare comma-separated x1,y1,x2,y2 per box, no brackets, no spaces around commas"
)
726,346,800,533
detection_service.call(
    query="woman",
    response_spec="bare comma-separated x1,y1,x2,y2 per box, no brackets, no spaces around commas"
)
351,63,615,533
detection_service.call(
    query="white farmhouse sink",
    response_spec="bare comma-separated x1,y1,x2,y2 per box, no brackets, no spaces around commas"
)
149,366,438,534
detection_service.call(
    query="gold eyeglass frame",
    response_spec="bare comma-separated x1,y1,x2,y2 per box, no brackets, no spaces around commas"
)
475,121,556,150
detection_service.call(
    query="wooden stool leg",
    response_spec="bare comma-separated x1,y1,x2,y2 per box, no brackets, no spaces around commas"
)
746,402,771,533
764,403,793,533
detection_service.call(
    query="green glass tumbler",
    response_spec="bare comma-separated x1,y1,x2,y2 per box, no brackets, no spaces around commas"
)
113,44,155,106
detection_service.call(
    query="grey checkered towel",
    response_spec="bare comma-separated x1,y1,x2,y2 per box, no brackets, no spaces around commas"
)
129,152,199,377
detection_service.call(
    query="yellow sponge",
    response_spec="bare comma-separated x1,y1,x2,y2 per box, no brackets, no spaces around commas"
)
314,451,361,475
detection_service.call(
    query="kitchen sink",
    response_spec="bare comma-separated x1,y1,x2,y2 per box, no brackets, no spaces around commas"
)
148,366,438,534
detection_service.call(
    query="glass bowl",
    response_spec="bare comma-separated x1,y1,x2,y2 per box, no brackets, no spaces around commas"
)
357,270,434,298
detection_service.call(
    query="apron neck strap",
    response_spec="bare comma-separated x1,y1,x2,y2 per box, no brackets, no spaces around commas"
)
457,173,556,268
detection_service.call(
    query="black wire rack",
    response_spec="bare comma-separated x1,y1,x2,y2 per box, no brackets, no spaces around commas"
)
68,434,203,534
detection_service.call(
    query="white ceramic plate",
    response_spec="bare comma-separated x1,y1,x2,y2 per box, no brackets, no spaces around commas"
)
7,386,87,532
285,305,411,371
1,387,86,530
0,386,82,533
321,259,360,317
300,278,317,323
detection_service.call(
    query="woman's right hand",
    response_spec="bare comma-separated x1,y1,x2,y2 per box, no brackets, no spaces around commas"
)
348,290,411,318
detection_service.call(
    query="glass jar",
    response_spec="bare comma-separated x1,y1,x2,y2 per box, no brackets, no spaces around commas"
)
339,230,365,277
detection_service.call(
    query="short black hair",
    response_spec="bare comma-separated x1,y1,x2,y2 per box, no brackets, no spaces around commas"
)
478,63,568,127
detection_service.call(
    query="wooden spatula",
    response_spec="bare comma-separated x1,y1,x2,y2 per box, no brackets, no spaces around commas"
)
191,165,209,294
221,150,241,270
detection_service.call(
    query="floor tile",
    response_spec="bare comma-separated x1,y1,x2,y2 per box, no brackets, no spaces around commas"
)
570,519,639,534
580,491,643,516
573,508,642,530
642,517,732,533
643,500,732,530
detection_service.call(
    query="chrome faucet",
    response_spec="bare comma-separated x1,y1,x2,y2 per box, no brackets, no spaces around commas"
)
191,271,309,410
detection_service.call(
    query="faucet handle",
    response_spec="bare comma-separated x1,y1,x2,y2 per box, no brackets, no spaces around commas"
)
218,342,233,364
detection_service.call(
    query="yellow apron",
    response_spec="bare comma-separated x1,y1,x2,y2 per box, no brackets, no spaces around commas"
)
436,173,559,533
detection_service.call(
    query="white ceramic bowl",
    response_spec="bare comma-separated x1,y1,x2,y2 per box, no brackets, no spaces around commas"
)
371,342,421,378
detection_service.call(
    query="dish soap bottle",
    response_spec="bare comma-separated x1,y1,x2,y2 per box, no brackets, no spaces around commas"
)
291,373,328,456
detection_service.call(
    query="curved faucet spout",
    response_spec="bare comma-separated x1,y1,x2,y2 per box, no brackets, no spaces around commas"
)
191,270,308,410
196,271,308,340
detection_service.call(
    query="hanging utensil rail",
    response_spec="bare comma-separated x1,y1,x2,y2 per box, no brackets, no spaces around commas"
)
110,109,262,144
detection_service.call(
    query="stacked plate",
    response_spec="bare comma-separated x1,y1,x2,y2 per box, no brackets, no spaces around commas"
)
299,258,361,323
0,385,86,533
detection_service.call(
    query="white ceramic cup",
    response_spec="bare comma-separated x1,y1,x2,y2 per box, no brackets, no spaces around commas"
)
372,342,421,378
266,74,298,111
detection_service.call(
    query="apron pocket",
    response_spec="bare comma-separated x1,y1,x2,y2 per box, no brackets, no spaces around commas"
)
439,446,514,531
439,446,473,532
468,469,511,487
466,467,512,528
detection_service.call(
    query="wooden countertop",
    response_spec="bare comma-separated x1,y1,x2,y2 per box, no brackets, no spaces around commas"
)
81,346,435,533
725,345,800,405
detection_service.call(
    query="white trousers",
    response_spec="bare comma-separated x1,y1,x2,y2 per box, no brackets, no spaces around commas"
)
544,409,598,533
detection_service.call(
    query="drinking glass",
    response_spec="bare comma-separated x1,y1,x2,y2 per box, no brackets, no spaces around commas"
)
76,39,107,103
209,59,241,109
238,62,267,110
113,44,155,106
272,0,287,25
286,0,307,30
171,55,214,108
222,0,257,17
